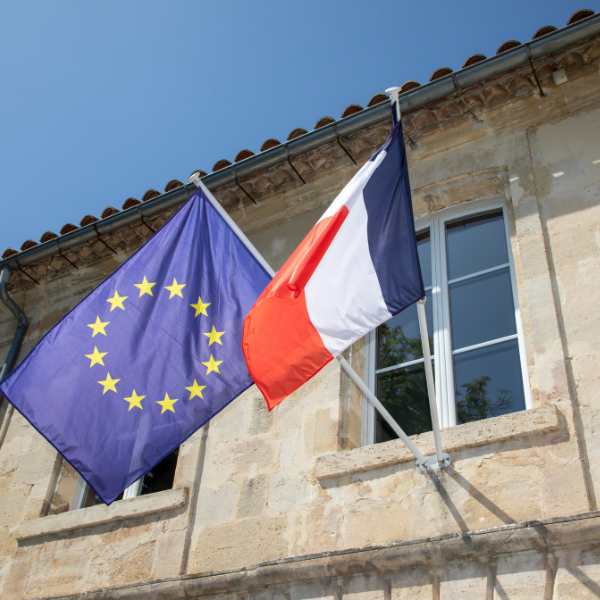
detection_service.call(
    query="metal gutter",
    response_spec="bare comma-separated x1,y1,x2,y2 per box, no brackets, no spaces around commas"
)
2,13,600,274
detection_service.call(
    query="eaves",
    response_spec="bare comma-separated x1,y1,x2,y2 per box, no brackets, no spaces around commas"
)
2,12,600,274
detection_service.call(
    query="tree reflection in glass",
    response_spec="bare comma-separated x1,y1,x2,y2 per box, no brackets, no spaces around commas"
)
375,230,433,443
455,376,514,423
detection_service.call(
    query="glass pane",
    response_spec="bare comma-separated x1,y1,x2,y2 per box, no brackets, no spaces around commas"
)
376,363,433,442
446,211,508,281
140,448,178,496
453,339,525,425
416,230,432,289
377,290,433,370
449,267,516,350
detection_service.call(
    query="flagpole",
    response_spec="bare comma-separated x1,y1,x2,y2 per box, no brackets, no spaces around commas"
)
385,88,447,469
188,174,430,469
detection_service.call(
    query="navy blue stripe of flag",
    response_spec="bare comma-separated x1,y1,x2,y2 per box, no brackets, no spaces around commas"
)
364,122,425,315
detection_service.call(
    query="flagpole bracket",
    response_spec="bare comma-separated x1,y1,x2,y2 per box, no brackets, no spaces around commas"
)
416,452,452,473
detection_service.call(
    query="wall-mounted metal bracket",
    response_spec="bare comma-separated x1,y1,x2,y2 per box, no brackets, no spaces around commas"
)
451,74,479,120
134,209,156,235
333,124,358,166
285,146,306,184
416,453,452,473
57,245,79,269
525,46,545,97
92,224,118,254
14,260,39,285
231,165,257,205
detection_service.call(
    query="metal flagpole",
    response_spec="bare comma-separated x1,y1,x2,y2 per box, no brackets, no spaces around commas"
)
188,174,431,470
385,87,449,470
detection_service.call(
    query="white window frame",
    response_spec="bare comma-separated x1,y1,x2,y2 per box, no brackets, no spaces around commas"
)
72,477,142,510
363,196,531,445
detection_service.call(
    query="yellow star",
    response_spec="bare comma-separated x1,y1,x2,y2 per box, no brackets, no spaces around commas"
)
87,316,109,337
203,326,224,346
202,354,222,375
185,379,206,399
123,390,145,411
98,372,120,394
165,278,186,299
106,290,128,311
85,346,107,367
134,276,156,297
191,296,211,317
156,393,178,414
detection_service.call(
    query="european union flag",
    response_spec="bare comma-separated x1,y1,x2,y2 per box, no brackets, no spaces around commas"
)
0,188,272,504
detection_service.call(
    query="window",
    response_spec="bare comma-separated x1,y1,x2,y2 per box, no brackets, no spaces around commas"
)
364,199,530,445
72,448,179,509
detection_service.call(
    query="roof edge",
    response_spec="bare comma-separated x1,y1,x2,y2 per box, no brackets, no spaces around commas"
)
3,12,600,274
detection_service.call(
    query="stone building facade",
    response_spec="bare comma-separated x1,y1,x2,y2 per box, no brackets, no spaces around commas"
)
1,9,600,599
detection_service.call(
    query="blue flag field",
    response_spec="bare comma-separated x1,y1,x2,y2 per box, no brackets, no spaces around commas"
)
0,188,272,504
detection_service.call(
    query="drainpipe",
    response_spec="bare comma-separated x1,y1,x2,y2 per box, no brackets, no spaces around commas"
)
0,267,28,446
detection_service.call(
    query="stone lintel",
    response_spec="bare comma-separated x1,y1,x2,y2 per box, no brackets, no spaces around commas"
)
16,487,188,542
27,510,600,600
316,404,560,480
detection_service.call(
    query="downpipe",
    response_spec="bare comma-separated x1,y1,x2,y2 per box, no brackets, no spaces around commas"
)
0,267,28,447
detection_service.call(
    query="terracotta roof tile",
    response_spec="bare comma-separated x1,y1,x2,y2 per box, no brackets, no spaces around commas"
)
212,159,232,172
341,104,363,118
20,240,38,251
122,198,141,210
287,128,308,141
2,248,18,259
235,149,255,162
80,215,99,227
367,94,388,108
142,189,161,202
400,81,421,93
101,207,120,219
532,25,558,39
462,53,487,67
496,40,522,54
314,116,335,129
260,139,280,152
568,9,594,25
40,231,58,243
60,223,79,235
430,67,453,81
164,180,184,192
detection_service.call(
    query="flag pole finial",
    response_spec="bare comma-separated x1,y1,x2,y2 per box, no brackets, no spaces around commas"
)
385,87,402,122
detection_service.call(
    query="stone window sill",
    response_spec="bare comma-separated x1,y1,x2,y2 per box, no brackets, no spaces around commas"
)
16,487,188,542
316,404,560,480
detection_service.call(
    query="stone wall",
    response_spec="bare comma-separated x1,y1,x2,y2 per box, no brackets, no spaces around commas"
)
0,34,600,599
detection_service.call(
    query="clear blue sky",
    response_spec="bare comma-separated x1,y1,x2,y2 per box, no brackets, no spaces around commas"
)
0,1,595,253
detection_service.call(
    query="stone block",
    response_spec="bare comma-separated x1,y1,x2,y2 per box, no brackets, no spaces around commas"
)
193,516,288,573
248,394,274,436
151,528,187,580
24,547,90,598
196,481,239,527
237,474,269,519
279,427,300,470
234,437,278,477
1,555,32,600
268,471,313,514
88,539,156,589
494,553,548,599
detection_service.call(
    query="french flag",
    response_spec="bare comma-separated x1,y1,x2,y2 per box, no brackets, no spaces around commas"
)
242,122,425,410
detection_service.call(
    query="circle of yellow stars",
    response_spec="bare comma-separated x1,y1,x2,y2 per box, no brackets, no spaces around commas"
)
84,277,224,415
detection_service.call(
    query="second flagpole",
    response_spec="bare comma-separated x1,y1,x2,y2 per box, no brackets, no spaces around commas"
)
385,87,448,469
